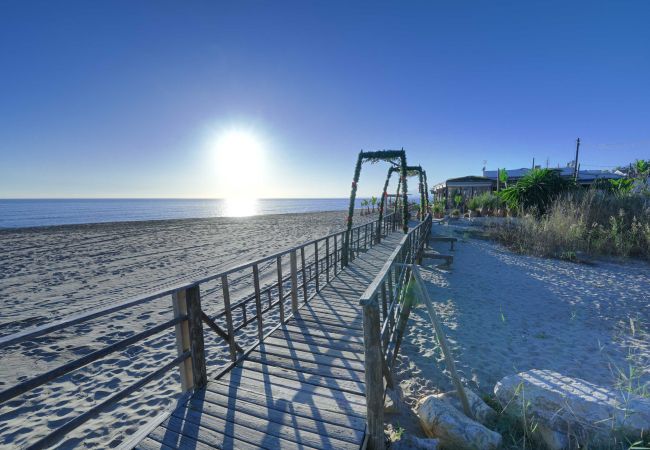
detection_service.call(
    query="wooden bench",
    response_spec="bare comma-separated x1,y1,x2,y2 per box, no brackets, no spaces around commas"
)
422,250,453,265
429,236,457,251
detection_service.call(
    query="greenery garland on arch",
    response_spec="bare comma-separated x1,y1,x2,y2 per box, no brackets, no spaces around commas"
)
405,165,430,218
376,166,400,242
345,150,409,264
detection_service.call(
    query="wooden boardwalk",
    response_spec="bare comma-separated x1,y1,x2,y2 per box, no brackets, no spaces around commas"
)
134,232,405,450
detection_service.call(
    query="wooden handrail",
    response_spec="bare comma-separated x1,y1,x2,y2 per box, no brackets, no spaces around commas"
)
359,214,432,450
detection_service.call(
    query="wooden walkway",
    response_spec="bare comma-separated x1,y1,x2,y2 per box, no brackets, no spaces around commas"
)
134,232,405,450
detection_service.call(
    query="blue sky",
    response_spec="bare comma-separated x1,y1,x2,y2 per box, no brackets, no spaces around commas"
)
1,1,648,198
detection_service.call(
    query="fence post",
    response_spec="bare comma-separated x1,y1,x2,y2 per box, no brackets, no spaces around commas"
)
172,285,206,392
300,247,308,302
252,264,264,341
276,256,286,324
220,275,238,362
361,296,385,450
325,238,330,283
290,250,299,314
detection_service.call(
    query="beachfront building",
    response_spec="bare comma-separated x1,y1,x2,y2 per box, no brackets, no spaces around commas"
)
431,176,495,208
482,167,623,187
432,167,623,208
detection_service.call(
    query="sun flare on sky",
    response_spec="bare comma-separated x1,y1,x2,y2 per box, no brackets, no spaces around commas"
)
212,128,266,216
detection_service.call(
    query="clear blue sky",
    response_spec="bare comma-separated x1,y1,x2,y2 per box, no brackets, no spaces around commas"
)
1,1,648,198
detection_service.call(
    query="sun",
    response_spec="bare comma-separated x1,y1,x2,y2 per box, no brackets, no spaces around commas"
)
213,129,266,199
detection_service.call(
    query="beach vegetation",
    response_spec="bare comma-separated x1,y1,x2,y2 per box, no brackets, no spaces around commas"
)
453,193,463,210
490,189,650,260
498,168,509,190
498,168,575,215
432,200,445,218
360,199,369,215
468,192,503,216
371,195,378,212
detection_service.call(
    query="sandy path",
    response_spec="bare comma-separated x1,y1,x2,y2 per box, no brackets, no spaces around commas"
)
389,223,650,440
0,211,376,449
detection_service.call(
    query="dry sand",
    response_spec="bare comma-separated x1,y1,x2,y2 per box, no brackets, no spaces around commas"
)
0,211,372,449
388,221,650,443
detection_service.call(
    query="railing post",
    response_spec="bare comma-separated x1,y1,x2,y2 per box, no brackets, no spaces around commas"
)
325,238,330,283
361,296,385,450
335,233,340,274
276,256,286,324
220,275,238,362
290,250,299,314
172,285,206,392
314,242,320,292
252,264,264,341
300,247,308,302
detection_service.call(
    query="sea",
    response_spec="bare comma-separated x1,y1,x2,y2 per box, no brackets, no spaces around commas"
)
0,198,393,229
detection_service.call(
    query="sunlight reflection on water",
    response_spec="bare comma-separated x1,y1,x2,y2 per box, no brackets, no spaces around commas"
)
223,197,259,217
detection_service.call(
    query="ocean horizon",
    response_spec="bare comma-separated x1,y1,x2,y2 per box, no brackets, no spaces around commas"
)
0,197,414,229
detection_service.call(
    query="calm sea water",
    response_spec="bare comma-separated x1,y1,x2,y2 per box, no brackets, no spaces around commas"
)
0,198,375,229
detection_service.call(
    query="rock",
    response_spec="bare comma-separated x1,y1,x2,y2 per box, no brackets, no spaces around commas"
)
494,369,650,449
416,395,502,449
434,389,498,426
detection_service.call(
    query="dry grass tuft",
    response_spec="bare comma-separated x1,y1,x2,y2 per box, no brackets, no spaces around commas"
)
488,190,650,260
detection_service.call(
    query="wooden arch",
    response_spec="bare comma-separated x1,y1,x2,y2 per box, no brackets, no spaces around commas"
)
344,150,409,265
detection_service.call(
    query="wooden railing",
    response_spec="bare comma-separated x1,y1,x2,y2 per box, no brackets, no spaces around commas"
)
359,213,432,450
0,211,400,449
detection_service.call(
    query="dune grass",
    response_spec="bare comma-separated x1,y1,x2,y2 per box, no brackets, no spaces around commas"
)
489,190,650,261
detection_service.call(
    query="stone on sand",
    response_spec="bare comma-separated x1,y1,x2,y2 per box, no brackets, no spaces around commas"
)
416,395,503,449
494,369,650,449
434,388,497,426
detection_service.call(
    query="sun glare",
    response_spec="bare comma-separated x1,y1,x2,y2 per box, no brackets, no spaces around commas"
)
213,129,266,201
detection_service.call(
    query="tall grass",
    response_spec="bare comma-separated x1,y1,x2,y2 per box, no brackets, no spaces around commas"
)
490,190,650,260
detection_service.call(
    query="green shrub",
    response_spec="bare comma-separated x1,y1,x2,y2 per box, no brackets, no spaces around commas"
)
499,168,575,214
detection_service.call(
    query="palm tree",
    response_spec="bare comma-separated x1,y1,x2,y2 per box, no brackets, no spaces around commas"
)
370,196,377,213
360,199,369,215
634,159,649,177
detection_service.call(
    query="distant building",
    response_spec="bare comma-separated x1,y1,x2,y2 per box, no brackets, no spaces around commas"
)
432,167,623,207
482,167,623,186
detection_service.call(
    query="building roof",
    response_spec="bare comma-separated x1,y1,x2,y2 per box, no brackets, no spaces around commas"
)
482,167,623,182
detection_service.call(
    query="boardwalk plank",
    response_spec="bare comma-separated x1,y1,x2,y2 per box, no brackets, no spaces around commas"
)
257,342,365,371
221,367,366,410
264,337,364,362
184,392,357,449
284,323,364,341
209,378,365,419
206,380,366,431
270,328,364,352
239,359,365,395
248,351,365,382
187,390,363,445
138,230,410,450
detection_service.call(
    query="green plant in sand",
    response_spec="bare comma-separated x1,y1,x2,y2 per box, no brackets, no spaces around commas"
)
499,168,575,215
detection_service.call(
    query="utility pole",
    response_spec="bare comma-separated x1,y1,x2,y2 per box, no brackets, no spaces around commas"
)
532,157,535,170
573,138,580,181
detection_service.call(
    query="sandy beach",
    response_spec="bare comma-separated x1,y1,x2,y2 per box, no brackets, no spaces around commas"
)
388,222,650,445
0,210,372,448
